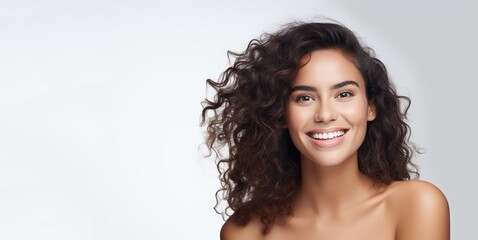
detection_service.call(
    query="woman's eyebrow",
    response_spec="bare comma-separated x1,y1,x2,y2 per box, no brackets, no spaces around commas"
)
289,80,359,94
331,80,359,89
289,85,316,93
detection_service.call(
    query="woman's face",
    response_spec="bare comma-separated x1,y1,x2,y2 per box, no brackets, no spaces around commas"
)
286,49,375,167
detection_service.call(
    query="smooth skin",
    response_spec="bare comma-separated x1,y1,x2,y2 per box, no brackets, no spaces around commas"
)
221,50,449,240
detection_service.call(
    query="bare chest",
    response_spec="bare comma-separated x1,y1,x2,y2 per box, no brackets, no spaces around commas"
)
264,206,396,240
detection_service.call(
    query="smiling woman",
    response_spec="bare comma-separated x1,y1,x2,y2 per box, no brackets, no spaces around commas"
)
201,21,449,240
286,50,375,166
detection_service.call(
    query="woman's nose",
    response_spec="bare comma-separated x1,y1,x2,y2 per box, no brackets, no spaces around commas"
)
313,101,337,123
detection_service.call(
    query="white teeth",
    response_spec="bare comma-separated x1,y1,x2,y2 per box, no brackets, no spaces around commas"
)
310,130,345,140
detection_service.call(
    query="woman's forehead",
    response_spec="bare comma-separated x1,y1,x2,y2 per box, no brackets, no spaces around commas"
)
293,49,364,88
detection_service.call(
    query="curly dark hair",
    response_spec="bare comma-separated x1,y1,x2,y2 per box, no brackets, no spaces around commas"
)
201,21,419,234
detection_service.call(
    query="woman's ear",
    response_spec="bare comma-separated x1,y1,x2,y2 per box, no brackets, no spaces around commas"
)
367,102,376,121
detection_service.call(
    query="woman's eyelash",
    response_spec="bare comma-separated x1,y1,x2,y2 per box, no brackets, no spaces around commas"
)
295,95,314,102
337,91,355,98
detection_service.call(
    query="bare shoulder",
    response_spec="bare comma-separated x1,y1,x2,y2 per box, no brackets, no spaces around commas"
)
386,180,448,202
386,180,450,240
220,214,263,240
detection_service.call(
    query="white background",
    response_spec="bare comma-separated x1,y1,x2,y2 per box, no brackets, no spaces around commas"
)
1,0,477,239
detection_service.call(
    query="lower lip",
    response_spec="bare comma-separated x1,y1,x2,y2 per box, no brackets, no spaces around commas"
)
309,133,346,148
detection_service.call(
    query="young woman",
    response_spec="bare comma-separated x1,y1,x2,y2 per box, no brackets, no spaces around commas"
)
201,21,449,240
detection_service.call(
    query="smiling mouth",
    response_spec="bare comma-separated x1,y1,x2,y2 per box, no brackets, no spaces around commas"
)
307,130,348,140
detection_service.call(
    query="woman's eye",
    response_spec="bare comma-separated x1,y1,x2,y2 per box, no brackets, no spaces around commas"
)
337,91,354,99
296,95,313,102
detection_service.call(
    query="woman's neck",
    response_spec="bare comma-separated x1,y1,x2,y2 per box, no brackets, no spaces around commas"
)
293,154,376,219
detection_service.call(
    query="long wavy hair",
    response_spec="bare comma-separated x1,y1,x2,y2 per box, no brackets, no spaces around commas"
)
201,21,419,234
